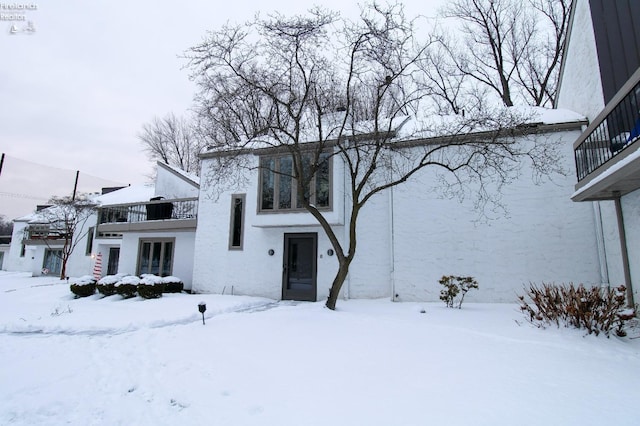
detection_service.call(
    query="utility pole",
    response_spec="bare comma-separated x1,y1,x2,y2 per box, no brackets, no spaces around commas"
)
71,170,79,201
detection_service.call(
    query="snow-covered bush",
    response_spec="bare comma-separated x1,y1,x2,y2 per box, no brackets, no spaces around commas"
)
137,274,165,299
161,276,184,293
518,283,633,337
69,275,97,298
439,275,478,309
96,273,128,296
115,275,139,299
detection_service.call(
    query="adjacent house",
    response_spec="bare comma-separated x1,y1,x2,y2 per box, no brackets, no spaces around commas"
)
5,204,97,278
93,162,199,290
4,162,199,290
556,0,640,306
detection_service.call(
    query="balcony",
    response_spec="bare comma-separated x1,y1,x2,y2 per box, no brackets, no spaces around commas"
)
22,224,68,245
573,68,640,201
97,197,198,234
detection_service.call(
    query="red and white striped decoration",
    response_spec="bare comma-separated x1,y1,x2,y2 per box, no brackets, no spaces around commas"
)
92,252,102,281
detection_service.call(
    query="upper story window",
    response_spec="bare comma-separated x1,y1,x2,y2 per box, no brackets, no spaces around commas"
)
259,152,331,213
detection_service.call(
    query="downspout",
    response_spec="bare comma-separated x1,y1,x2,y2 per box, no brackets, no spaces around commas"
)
592,201,610,287
389,185,396,301
343,159,350,300
613,192,635,308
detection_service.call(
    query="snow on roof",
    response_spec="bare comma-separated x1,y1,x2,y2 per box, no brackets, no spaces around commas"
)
96,184,155,206
204,106,586,155
158,162,200,187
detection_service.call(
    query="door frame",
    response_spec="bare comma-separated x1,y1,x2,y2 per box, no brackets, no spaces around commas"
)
282,233,317,302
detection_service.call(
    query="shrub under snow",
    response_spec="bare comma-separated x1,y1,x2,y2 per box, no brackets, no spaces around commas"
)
137,274,165,299
96,273,129,296
115,276,139,299
161,276,184,293
69,275,97,298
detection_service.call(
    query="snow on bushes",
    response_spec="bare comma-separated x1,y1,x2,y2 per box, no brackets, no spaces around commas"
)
137,274,165,299
161,276,184,293
87,274,185,299
518,283,634,337
69,275,97,298
115,275,139,299
97,273,129,296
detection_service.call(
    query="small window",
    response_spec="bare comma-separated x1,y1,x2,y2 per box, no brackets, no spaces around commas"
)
229,194,246,250
85,227,94,256
20,243,26,257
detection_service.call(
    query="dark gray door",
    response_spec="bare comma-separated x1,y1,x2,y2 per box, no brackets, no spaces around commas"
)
107,247,120,275
282,233,317,301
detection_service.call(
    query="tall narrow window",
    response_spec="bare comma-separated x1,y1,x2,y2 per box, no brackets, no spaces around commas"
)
85,227,94,256
229,194,246,250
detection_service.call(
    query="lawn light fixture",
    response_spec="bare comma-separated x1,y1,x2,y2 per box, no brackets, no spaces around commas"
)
198,302,206,325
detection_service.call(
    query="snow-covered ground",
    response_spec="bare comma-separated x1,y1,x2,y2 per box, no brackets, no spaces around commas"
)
1,271,639,426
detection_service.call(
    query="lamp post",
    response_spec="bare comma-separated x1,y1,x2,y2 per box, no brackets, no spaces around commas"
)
198,302,206,325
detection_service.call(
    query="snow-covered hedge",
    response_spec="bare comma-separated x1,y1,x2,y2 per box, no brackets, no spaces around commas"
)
82,274,185,299
69,275,97,298
115,275,139,299
96,273,130,296
137,274,165,299
161,276,184,293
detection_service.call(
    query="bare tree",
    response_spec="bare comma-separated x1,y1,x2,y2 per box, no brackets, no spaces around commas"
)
138,113,203,175
186,3,564,310
430,0,571,108
38,195,98,279
0,214,12,237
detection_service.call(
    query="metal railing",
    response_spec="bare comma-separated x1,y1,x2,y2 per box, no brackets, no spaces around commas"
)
98,198,198,224
575,69,640,181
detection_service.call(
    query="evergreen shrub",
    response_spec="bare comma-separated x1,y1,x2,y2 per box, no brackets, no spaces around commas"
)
69,275,97,298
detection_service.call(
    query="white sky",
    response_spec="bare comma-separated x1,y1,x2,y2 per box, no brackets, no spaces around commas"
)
0,0,443,220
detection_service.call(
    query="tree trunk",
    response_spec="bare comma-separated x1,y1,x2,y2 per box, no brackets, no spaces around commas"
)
326,260,352,310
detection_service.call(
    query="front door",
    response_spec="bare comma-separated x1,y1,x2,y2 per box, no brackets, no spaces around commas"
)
107,247,120,275
282,233,317,301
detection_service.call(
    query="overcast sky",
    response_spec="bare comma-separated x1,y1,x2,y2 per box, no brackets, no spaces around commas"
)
0,0,443,220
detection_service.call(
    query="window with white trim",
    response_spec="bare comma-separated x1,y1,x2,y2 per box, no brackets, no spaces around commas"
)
137,238,174,277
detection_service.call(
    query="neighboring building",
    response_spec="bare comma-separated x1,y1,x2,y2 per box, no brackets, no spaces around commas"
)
0,234,10,270
4,162,199,289
192,109,603,303
557,0,640,305
93,162,199,289
5,204,97,278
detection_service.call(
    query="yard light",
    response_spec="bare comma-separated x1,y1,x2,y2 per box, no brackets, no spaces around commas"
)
198,302,206,325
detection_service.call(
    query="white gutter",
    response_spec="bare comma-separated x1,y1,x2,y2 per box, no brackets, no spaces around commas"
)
342,158,350,300
389,184,396,301
592,201,610,287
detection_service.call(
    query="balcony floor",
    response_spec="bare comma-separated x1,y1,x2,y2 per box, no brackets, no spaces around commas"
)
572,140,640,201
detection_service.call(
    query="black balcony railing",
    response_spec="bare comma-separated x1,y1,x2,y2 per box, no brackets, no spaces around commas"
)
98,198,198,224
575,74,640,181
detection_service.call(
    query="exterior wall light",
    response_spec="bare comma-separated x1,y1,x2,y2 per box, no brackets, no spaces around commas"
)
327,249,334,256
268,249,275,256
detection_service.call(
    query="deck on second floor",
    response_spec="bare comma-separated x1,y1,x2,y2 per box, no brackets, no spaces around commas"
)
573,68,640,201
97,197,198,234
